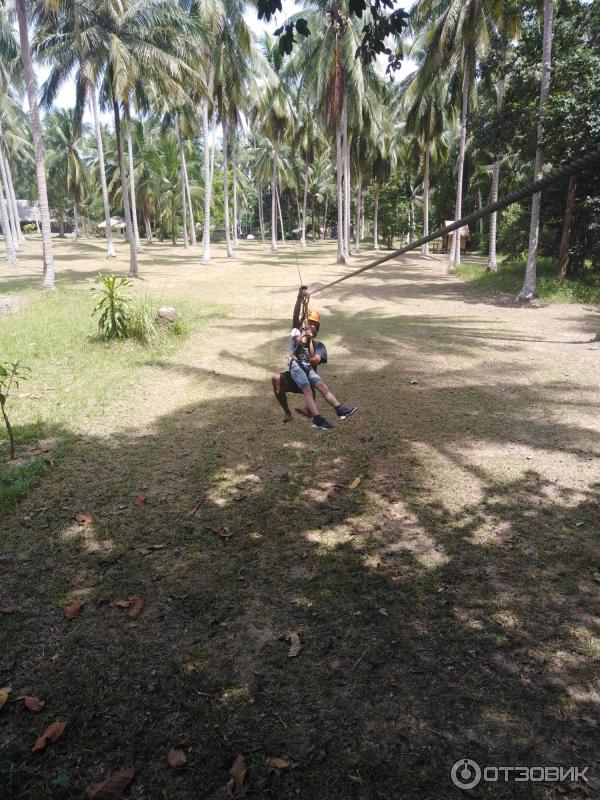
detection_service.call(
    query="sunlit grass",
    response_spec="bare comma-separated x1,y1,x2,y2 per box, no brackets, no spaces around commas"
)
458,256,600,303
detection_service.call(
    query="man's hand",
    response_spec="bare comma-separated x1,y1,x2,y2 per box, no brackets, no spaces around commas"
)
297,285,308,298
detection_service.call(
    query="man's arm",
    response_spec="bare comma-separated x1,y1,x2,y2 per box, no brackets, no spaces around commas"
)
292,286,308,328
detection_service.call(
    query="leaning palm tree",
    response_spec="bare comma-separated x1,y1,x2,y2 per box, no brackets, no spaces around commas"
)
14,0,55,288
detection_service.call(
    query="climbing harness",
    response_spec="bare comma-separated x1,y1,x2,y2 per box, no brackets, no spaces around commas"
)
311,149,600,295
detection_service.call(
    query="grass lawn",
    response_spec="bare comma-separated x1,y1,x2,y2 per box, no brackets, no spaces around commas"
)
0,236,599,799
457,255,600,305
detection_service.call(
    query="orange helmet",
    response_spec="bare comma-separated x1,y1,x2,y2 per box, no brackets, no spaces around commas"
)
307,310,321,324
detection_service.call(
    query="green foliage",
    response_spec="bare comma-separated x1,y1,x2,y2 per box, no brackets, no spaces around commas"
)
458,257,600,304
23,223,37,233
92,274,131,340
127,297,161,345
0,362,31,460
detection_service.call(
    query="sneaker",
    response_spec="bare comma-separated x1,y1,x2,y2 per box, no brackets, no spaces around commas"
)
336,404,358,420
312,415,334,430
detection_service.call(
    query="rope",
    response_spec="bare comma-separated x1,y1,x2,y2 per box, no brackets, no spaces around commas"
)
311,149,600,295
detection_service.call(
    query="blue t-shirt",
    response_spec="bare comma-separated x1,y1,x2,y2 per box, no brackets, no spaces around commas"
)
288,330,328,371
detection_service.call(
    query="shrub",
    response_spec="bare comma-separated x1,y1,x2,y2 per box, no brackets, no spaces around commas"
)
23,223,37,233
127,297,161,345
92,274,131,339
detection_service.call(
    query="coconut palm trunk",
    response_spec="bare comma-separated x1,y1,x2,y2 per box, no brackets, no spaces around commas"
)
258,184,265,243
178,126,196,246
112,97,138,278
124,103,143,253
201,98,211,263
232,133,239,246
422,146,430,255
0,137,23,246
15,0,54,289
144,211,152,242
558,175,576,281
0,146,19,249
373,185,379,250
323,194,328,241
90,84,116,258
73,206,80,240
271,147,278,251
276,187,286,245
449,73,469,268
342,103,351,258
0,178,17,265
181,168,189,248
488,44,507,271
354,172,362,254
301,154,308,249
335,120,345,264
222,117,234,259
520,0,553,299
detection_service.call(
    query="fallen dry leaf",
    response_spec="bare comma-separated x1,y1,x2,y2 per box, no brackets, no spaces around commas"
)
167,746,187,768
0,606,16,614
24,696,46,712
209,526,233,540
378,608,389,617
348,477,362,490
267,756,289,770
112,598,132,608
86,768,135,799
136,543,167,555
75,513,93,526
134,494,147,507
229,754,247,798
127,596,144,620
32,720,67,752
63,599,83,620
22,513,34,524
0,689,10,711
287,631,302,658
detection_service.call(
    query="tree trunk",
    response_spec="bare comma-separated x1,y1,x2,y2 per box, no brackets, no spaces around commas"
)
342,102,350,258
15,0,54,289
222,118,234,259
112,97,138,278
335,118,345,264
178,120,196,246
0,180,17,265
521,0,554,300
488,38,507,272
311,198,316,242
276,187,286,245
477,189,483,237
5,146,24,245
373,185,379,250
301,153,308,248
558,175,576,281
180,148,189,249
232,133,239,246
354,172,362,254
144,212,152,242
124,102,143,253
89,84,116,258
422,147,430,255
271,147,278,251
323,194,328,240
73,206,79,240
59,211,65,238
0,144,19,248
258,184,265,243
201,98,211,263
450,72,469,268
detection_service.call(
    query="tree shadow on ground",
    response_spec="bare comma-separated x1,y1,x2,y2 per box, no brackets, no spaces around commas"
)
0,350,598,799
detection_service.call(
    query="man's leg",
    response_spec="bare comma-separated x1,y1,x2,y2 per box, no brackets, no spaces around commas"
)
272,372,293,422
314,379,358,420
301,385,319,418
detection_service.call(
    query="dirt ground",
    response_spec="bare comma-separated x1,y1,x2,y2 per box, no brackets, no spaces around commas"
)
1,236,599,799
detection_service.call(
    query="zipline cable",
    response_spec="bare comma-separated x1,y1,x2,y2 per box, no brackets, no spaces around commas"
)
311,149,600,296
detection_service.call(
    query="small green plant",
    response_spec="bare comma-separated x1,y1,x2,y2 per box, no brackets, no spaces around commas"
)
92,274,131,339
0,362,30,460
23,223,37,233
127,297,161,345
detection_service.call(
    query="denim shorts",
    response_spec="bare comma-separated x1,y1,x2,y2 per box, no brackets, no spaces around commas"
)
289,360,321,391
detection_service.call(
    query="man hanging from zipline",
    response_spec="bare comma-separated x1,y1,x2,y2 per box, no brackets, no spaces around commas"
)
272,286,358,430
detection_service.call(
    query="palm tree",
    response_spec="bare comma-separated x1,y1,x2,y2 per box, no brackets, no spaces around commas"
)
402,69,451,255
519,0,554,300
14,0,55,288
45,109,88,238
412,0,492,268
